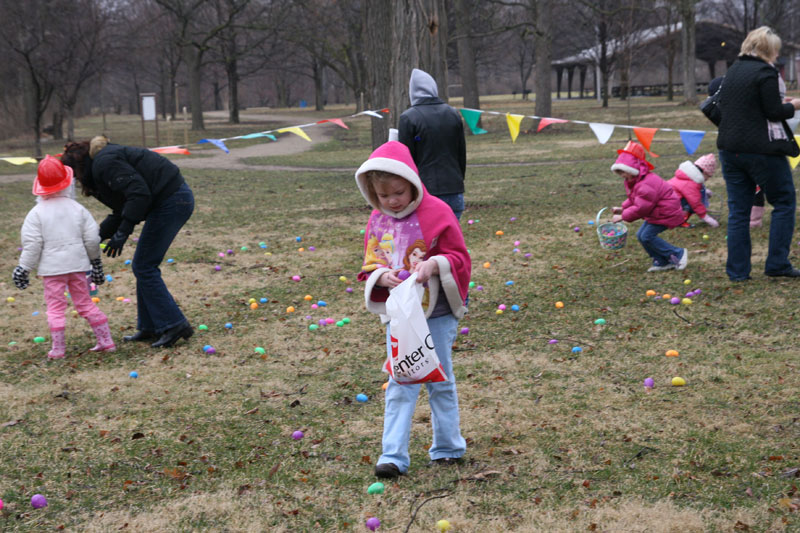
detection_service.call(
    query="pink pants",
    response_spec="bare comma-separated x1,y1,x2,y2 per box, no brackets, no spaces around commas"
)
42,272,107,331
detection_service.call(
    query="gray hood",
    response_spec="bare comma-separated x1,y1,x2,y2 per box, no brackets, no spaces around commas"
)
409,68,438,105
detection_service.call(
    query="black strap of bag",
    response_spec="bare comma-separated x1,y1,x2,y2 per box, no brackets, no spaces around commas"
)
700,78,723,126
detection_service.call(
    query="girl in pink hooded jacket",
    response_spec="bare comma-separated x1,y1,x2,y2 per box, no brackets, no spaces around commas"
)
667,153,719,227
610,141,688,272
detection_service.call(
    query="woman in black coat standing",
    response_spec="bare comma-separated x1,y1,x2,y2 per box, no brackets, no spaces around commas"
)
62,136,194,347
717,26,800,281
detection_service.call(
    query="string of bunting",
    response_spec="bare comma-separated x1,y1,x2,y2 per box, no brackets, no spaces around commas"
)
2,106,798,169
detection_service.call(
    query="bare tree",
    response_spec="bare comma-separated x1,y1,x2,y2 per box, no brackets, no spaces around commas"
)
452,0,481,111
677,0,698,104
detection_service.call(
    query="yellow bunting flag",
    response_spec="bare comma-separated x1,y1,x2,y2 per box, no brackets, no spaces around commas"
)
789,136,800,169
633,127,659,157
276,127,312,142
506,113,525,143
1,157,37,165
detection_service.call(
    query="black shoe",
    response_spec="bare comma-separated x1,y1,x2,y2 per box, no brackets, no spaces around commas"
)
427,457,464,467
151,323,193,348
374,463,403,479
123,330,157,342
766,268,800,278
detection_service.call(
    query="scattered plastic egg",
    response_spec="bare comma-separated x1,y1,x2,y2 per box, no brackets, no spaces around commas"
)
129,371,138,378
548,339,558,344
225,322,233,329
198,324,208,331
366,517,381,531
286,306,295,313
437,519,451,532
684,279,691,285
594,318,606,325
498,304,506,311
571,346,582,353
309,324,319,331
670,297,681,305
505,280,514,286
30,494,48,509
555,301,564,309
511,304,520,312
254,347,265,355
292,275,301,282
671,377,686,386
367,482,384,494
646,289,656,297
483,262,491,268
643,377,654,388
356,393,368,403
681,298,692,305
665,349,679,357
292,430,304,440
460,327,469,335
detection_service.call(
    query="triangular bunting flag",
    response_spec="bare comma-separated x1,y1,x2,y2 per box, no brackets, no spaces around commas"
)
459,108,487,135
277,127,312,142
317,118,349,129
633,127,659,156
0,156,37,165
197,138,229,153
506,113,524,143
678,130,706,155
589,123,615,144
239,132,277,141
789,136,800,169
151,146,191,155
536,117,568,132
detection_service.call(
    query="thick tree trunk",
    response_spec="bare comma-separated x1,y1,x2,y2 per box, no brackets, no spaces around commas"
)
227,58,240,124
313,58,325,111
365,1,395,148
184,45,205,130
453,0,480,111
533,0,552,117
417,0,448,101
52,111,64,141
680,0,698,104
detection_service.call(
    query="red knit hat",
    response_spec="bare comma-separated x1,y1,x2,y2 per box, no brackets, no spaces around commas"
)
33,155,73,196
616,140,654,170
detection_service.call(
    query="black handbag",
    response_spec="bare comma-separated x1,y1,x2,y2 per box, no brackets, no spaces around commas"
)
700,80,723,126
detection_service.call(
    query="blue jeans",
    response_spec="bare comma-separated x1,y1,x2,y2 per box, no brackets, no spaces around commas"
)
680,186,709,213
131,182,195,333
636,222,684,266
719,150,796,280
379,313,466,472
436,193,464,220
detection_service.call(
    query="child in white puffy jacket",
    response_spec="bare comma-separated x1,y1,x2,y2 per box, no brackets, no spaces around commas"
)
13,155,114,359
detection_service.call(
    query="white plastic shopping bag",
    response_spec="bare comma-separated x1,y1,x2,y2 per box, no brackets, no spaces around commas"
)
384,273,447,384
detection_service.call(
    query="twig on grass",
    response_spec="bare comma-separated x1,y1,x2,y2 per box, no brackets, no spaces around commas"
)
672,309,692,325
610,258,630,268
532,336,595,348
404,490,453,533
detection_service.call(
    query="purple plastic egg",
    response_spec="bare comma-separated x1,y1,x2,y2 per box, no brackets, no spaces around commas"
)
524,253,532,258
670,297,681,305
397,270,411,281
460,327,469,335
548,339,558,344
292,430,304,440
573,226,580,232
345,287,353,293
31,494,47,509
476,285,484,291
644,377,654,388
693,289,702,295
214,265,221,271
366,517,381,531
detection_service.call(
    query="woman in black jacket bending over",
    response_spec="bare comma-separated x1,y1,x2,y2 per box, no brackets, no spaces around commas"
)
717,26,800,281
62,136,194,347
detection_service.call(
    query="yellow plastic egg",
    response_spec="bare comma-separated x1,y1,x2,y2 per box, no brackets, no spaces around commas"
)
496,309,503,315
702,234,709,240
671,377,686,386
339,276,347,282
437,520,451,532
683,279,691,285
681,298,692,305
6,296,15,303
248,298,256,304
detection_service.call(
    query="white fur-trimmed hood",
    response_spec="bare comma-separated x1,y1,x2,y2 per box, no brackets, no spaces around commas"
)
679,161,705,184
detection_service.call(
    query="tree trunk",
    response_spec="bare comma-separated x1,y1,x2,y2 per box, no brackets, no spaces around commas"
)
599,21,610,108
417,0,448,101
533,0,553,117
313,58,325,111
227,59,239,123
680,0,698,104
65,104,75,141
213,80,222,111
52,111,64,141
454,0,480,111
184,45,205,130
365,1,395,148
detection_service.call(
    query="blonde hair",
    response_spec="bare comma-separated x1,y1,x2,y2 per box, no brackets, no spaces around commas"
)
364,170,419,202
740,26,781,61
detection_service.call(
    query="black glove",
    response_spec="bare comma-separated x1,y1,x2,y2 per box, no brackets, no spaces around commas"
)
90,258,105,285
13,266,29,290
104,230,129,258
99,214,122,240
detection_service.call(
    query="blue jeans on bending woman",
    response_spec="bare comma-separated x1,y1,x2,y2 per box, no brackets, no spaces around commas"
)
131,183,195,333
720,150,795,280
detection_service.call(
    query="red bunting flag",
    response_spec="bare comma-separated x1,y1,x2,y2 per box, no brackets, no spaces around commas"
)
537,117,568,132
316,118,349,129
633,127,659,156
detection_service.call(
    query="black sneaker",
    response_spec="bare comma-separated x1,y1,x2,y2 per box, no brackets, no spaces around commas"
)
427,457,464,467
766,268,800,278
374,463,403,479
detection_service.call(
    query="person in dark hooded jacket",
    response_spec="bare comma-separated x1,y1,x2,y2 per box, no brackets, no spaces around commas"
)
398,69,467,219
61,136,194,348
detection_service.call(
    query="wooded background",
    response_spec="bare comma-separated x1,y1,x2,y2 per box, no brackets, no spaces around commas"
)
1,0,798,155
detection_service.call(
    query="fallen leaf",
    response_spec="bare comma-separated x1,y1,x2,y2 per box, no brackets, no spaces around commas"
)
733,521,750,530
131,432,145,440
244,407,259,415
2,419,22,428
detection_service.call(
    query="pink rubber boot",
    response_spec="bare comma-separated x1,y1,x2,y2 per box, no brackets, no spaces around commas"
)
90,321,116,352
48,329,66,359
